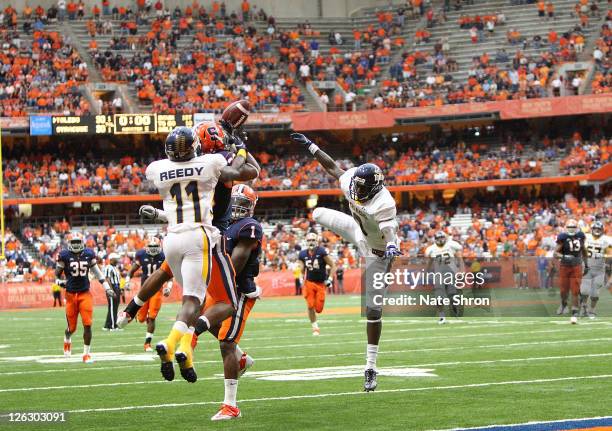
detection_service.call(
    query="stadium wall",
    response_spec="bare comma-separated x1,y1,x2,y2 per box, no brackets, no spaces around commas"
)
0,0,404,18
1,264,553,309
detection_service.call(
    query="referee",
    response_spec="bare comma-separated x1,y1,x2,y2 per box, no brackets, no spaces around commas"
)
103,253,122,330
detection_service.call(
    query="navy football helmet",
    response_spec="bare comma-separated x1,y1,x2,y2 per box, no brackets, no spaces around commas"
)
591,221,604,237
349,163,385,203
165,126,196,162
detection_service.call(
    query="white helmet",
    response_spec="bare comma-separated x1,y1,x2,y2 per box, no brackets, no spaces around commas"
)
565,219,578,236
146,237,162,256
306,232,318,250
67,232,85,253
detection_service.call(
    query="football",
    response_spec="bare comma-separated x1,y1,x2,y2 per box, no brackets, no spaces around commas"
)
221,99,251,129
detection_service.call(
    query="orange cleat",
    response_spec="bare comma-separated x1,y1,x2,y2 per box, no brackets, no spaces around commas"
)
82,354,94,363
144,343,153,352
211,404,241,421
238,352,254,377
63,342,71,357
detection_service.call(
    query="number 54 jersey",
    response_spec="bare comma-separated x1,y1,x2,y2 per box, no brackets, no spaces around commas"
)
339,167,398,252
146,153,228,242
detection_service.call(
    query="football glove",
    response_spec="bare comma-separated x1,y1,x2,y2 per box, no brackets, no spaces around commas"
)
102,281,116,299
290,133,313,146
163,281,173,297
384,242,402,259
325,277,334,288
139,205,159,220
244,285,262,299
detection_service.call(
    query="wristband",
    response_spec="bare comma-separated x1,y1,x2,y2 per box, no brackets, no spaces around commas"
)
308,143,319,155
237,148,247,159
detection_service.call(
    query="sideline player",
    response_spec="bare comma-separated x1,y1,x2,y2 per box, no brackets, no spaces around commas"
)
124,237,172,351
425,231,464,324
555,219,589,324
298,232,336,335
145,126,251,382
580,221,611,318
55,233,115,363
291,133,401,392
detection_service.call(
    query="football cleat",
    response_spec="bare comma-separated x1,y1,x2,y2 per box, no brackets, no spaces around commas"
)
588,312,597,320
238,352,254,377
364,368,378,392
144,343,153,352
82,354,94,364
63,342,72,357
175,350,197,383
211,404,242,421
438,317,447,325
556,305,568,315
312,328,320,336
116,311,132,329
570,315,578,324
155,342,175,381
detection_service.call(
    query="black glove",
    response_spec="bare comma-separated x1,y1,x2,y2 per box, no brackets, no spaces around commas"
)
290,133,313,146
229,133,247,151
219,119,233,135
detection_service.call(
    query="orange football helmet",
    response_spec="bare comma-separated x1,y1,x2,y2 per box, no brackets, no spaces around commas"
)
230,184,258,220
194,121,227,154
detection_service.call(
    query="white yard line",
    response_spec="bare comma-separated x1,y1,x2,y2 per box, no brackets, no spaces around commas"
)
61,374,612,414
0,326,601,357
1,352,611,389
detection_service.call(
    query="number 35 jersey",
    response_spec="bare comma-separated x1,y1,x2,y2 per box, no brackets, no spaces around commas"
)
57,248,97,293
339,167,398,252
146,154,228,242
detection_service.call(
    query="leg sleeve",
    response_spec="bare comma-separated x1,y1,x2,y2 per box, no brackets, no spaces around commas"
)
313,207,365,253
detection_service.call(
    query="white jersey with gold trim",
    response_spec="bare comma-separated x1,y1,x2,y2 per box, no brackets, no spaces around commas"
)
425,240,463,272
145,153,227,241
585,233,611,272
338,167,398,251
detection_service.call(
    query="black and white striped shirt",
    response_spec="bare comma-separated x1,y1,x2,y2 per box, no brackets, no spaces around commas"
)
104,265,121,287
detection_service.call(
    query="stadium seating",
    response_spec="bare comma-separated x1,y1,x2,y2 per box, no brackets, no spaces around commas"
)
6,193,609,281
0,11,90,116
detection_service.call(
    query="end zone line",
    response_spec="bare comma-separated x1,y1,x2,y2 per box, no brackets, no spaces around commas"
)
428,415,612,431
65,374,612,414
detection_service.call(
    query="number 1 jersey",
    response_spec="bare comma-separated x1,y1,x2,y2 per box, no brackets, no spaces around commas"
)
146,154,227,241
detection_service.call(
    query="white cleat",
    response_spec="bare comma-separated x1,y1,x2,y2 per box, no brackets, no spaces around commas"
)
211,404,241,421
116,312,132,329
570,316,578,324
312,328,320,336
438,317,447,325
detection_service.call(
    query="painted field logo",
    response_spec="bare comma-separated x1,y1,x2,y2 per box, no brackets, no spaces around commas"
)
240,365,437,381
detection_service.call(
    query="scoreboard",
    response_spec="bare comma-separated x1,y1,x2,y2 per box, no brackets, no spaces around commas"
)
49,113,196,135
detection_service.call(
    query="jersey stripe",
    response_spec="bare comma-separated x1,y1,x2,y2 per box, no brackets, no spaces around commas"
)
200,227,212,288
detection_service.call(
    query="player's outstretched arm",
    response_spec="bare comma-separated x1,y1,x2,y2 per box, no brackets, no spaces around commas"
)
139,268,172,302
291,133,345,180
219,148,249,182
91,264,116,298
139,205,168,222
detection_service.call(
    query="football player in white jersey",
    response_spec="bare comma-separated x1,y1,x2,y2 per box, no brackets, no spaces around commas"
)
580,221,611,318
145,126,250,383
291,133,401,392
425,231,464,324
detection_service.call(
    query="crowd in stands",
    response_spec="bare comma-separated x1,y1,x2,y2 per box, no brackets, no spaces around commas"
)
87,2,305,113
4,192,610,283
0,6,90,117
591,14,611,94
4,128,608,197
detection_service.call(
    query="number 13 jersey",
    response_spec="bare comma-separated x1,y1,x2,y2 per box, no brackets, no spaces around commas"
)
339,167,398,252
146,153,227,241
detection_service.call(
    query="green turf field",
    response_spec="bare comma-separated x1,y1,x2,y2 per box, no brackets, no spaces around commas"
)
0,295,611,431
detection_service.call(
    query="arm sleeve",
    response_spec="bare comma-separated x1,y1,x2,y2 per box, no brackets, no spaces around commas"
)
376,204,398,232
90,264,105,281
